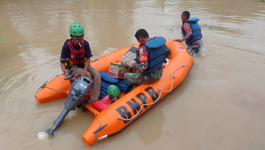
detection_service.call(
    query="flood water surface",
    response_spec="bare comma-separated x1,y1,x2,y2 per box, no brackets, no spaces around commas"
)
0,0,265,150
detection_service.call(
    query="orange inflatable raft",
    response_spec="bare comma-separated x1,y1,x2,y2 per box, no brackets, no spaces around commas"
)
35,40,194,145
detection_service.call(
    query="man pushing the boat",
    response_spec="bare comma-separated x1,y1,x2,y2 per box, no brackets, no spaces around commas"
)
124,29,172,85
60,22,101,102
175,11,203,54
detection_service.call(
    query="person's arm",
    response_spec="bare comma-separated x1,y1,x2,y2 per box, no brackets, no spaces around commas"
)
135,46,148,73
175,23,192,42
60,62,69,77
175,32,192,42
81,40,93,76
81,57,90,76
60,43,70,77
165,45,172,58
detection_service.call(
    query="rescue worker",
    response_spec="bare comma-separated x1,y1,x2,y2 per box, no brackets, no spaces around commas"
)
175,11,203,54
60,22,101,102
124,29,172,85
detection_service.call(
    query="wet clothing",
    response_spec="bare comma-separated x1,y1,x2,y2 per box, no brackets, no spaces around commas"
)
125,37,172,85
60,39,100,102
182,18,202,45
182,18,203,54
186,39,203,54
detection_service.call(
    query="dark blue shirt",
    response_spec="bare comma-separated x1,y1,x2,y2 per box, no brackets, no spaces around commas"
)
60,39,92,63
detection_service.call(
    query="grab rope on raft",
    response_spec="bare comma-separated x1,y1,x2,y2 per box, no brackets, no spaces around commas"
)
42,86,68,94
89,102,108,145
93,64,186,144
35,75,69,94
118,64,186,121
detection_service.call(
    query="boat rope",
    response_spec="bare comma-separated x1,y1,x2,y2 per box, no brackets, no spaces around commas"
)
118,105,144,121
91,57,98,62
118,64,186,121
35,81,68,94
89,102,104,145
169,40,175,49
35,81,48,94
43,87,68,94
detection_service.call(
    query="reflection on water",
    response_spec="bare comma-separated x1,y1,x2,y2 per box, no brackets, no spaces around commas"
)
0,0,265,149
134,106,166,145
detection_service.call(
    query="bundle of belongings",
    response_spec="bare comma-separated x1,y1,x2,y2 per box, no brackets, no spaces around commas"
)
108,47,137,79
99,71,132,99
119,47,137,68
96,47,137,110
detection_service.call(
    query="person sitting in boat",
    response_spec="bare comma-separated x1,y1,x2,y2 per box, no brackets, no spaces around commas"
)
60,22,101,102
124,29,172,85
175,10,203,54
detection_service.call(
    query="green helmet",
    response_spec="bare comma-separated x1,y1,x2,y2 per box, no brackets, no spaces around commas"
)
107,85,120,98
69,22,84,37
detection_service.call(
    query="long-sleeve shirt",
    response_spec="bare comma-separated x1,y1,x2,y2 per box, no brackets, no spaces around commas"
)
136,43,171,73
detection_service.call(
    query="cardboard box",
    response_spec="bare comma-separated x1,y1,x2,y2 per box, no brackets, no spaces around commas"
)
120,51,136,68
108,63,131,79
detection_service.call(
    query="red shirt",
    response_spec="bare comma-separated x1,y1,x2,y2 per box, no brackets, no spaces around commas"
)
182,21,201,45
182,22,192,34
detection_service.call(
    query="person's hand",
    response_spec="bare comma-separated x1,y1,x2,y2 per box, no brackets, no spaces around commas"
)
90,99,99,102
81,70,87,76
64,70,69,77
132,63,138,73
175,39,183,42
